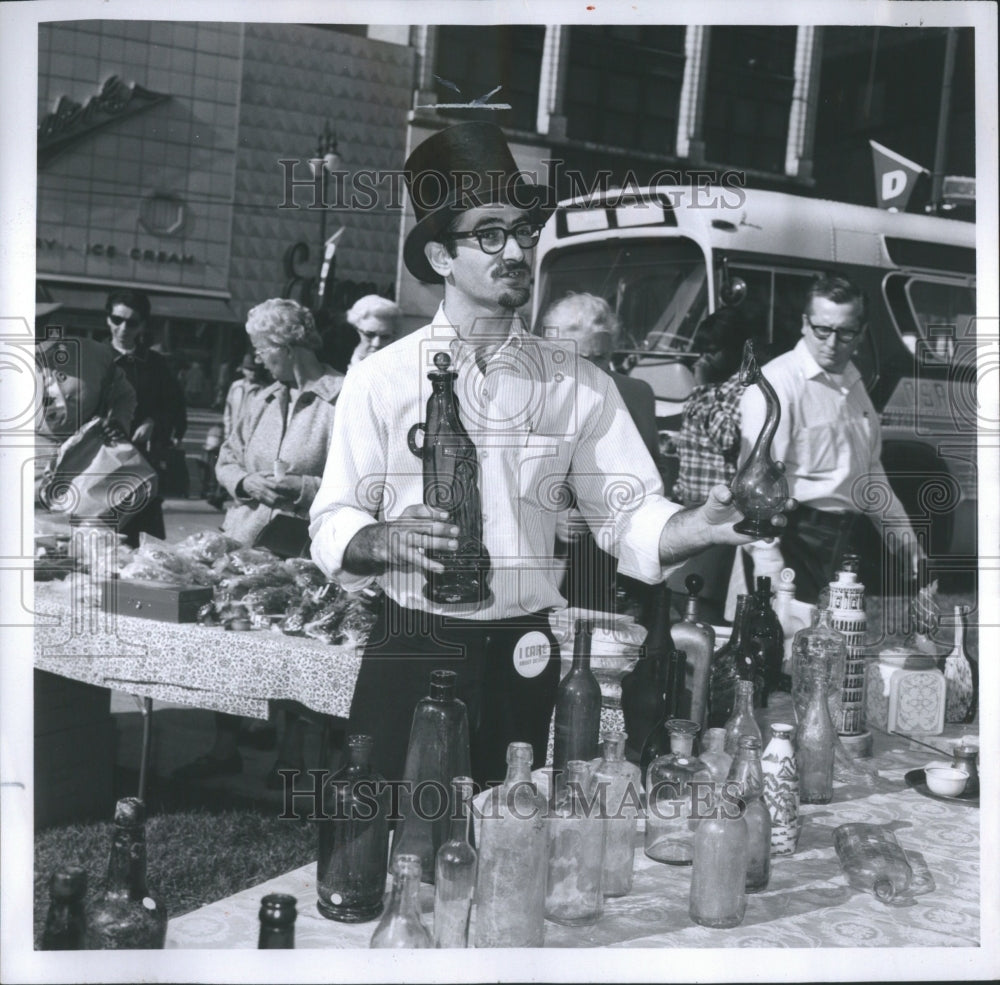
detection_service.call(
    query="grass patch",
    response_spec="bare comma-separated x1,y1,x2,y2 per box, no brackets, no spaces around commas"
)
34,807,316,948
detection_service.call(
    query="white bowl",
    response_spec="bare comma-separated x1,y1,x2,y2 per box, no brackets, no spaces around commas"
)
924,766,969,797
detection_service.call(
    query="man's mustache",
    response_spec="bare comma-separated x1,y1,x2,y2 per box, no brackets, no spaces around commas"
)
492,260,530,278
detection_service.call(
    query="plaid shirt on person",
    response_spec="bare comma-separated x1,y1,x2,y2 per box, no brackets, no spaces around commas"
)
671,373,743,507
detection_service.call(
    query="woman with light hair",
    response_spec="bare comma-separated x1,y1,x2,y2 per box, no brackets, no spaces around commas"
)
345,294,402,367
175,298,344,785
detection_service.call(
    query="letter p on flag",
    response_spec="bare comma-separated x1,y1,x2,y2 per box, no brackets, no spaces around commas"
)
870,140,929,211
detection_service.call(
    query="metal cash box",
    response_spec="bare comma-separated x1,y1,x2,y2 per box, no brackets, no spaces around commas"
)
101,578,213,623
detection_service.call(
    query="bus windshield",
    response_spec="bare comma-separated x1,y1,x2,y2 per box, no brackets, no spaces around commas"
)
534,238,708,355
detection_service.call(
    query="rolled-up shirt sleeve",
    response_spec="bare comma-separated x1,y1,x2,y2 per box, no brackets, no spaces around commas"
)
569,373,683,584
309,369,384,591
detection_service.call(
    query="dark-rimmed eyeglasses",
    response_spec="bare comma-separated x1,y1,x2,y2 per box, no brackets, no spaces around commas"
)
806,317,864,344
445,223,541,255
108,314,141,329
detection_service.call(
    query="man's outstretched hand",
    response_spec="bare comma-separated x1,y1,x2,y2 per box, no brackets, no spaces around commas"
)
659,484,797,566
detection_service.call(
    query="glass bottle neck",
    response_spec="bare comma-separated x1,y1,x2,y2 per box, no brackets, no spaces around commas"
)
447,805,471,844
729,598,749,644
729,749,764,799
106,827,147,898
389,869,422,915
734,680,754,711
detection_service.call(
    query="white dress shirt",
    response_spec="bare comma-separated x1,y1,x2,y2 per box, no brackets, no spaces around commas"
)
310,304,681,619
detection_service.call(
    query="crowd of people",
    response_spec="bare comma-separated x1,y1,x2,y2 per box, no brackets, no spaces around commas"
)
34,121,923,788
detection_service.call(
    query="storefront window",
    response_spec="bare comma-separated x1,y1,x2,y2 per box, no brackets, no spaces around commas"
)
434,26,545,133
564,26,685,154
702,26,797,173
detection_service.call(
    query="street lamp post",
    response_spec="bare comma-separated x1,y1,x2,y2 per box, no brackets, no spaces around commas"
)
314,121,342,308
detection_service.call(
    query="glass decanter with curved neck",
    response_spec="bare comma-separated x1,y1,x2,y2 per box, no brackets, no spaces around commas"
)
730,340,789,537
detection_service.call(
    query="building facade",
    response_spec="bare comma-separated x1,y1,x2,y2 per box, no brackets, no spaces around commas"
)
36,21,974,391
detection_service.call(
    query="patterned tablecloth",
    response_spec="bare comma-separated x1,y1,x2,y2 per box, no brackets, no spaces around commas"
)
32,585,643,723
165,731,980,950
32,582,363,720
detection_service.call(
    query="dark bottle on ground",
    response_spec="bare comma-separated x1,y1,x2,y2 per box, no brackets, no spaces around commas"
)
84,798,167,949
41,868,87,950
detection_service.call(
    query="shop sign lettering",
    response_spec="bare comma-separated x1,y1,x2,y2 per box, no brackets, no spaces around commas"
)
37,237,195,265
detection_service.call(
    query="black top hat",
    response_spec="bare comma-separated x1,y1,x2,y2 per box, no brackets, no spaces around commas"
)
403,122,552,284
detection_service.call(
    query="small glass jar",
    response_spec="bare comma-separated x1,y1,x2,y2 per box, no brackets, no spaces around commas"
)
644,720,711,865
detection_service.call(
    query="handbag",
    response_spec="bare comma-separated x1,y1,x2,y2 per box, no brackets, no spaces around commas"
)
39,415,159,519
252,511,311,559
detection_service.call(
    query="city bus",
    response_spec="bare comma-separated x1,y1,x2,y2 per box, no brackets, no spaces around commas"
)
531,186,978,567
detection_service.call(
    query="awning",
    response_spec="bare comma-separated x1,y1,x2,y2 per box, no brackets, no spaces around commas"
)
37,282,240,324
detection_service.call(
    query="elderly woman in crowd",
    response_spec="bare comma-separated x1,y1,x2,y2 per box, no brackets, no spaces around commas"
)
175,298,344,784
216,298,344,546
345,294,402,369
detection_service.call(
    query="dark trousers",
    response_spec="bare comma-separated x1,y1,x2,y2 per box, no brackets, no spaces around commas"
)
778,506,883,604
347,598,561,787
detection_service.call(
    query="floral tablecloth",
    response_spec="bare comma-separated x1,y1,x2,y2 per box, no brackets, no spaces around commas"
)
32,585,642,723
165,731,980,950
32,582,362,720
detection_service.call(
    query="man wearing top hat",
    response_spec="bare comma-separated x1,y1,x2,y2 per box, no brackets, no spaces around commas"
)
310,122,791,785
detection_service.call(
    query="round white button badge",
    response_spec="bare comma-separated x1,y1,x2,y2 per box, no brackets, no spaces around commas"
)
512,631,552,678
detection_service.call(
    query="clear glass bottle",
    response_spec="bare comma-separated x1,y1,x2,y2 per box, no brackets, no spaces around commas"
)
708,594,753,728
592,731,642,897
644,719,711,865
791,607,847,729
698,727,733,782
391,670,471,883
41,868,87,950
433,777,477,948
84,798,167,949
833,823,913,903
473,742,548,947
258,894,297,949
545,761,606,926
761,723,800,856
727,735,771,892
317,734,390,922
639,648,687,786
69,514,120,613
724,678,761,756
370,853,432,948
552,620,602,798
670,573,716,729
797,657,837,804
689,787,749,928
943,603,977,724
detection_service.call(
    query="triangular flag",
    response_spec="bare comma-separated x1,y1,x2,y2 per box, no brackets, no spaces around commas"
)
869,140,929,211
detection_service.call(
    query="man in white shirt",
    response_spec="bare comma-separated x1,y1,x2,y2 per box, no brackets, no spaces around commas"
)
310,122,789,784
739,273,922,603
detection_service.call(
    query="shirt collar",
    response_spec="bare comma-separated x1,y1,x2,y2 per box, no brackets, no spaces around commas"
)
793,337,861,388
428,303,528,373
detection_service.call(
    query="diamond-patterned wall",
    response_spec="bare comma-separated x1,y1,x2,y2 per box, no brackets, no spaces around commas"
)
229,24,415,320
37,21,242,294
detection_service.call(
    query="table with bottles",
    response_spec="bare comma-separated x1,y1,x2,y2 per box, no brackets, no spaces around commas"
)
164,723,980,950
